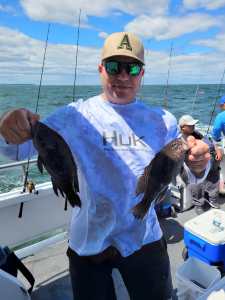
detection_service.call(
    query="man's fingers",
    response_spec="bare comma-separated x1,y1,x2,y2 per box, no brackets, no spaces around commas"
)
16,110,39,130
0,109,39,144
186,135,196,149
185,137,211,176
188,138,209,156
4,128,28,144
28,112,40,126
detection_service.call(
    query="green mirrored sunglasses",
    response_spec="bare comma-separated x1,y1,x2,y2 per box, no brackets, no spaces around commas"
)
104,61,143,76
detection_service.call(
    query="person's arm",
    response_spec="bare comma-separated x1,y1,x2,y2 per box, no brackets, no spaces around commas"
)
212,114,223,142
185,136,211,182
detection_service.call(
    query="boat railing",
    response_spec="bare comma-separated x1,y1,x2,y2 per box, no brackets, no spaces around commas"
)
0,158,73,259
0,158,37,171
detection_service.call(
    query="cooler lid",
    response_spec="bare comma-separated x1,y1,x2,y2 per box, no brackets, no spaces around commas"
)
184,209,225,245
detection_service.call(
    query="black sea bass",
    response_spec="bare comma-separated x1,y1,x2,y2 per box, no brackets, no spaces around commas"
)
31,121,81,208
133,138,188,219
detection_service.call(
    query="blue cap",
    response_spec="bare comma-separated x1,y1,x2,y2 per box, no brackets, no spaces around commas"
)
219,95,225,105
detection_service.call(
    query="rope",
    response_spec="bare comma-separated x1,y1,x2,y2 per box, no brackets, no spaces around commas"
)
72,9,81,102
163,42,173,109
191,85,199,115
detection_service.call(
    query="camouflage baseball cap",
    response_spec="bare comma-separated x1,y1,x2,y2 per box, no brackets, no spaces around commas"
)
101,32,145,64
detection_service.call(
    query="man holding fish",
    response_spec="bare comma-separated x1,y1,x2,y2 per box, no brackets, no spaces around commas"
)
0,32,210,299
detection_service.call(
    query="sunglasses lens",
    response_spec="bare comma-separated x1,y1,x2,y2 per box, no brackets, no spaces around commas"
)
105,61,119,75
129,64,142,76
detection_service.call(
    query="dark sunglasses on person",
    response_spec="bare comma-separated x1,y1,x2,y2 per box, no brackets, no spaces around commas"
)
103,60,143,76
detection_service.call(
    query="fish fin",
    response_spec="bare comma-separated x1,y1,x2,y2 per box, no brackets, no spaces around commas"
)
52,180,59,197
155,186,169,204
74,193,81,207
132,196,150,219
66,189,81,208
135,174,146,195
52,179,64,198
64,198,68,211
74,176,79,192
135,167,149,195
59,188,65,198
37,156,44,173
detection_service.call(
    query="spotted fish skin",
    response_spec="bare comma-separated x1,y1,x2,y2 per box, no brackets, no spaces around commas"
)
31,121,81,208
133,138,187,219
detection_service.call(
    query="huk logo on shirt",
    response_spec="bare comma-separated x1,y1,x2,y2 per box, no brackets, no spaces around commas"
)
102,131,146,148
117,34,132,51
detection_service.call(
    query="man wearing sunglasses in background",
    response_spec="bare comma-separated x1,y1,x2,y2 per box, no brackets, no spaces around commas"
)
0,32,210,300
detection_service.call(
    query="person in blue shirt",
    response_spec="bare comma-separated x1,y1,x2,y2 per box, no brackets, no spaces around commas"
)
212,95,225,142
0,32,211,300
212,95,225,195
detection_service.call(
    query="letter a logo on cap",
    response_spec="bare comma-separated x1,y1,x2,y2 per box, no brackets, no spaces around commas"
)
117,34,132,51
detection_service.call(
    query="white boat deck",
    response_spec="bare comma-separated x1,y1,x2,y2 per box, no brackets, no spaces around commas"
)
18,197,225,300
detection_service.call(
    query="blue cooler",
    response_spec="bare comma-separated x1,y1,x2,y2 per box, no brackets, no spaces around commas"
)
184,209,225,270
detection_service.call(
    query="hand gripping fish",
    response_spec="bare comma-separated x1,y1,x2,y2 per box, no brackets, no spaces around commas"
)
31,121,81,208
133,138,188,219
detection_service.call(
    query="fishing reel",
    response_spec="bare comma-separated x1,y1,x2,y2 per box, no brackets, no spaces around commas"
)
26,180,38,195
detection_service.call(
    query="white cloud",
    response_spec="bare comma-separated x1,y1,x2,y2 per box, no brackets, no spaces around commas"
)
193,33,225,52
125,13,223,40
0,26,101,85
98,32,108,39
144,50,225,84
183,0,225,10
20,0,169,26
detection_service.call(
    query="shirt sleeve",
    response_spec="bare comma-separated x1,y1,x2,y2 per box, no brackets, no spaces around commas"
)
212,114,223,142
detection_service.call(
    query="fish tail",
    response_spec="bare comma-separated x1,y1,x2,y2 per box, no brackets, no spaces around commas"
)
132,197,150,219
66,189,81,208
53,186,64,198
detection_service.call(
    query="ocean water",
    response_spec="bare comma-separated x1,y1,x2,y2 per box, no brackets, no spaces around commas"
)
0,83,225,193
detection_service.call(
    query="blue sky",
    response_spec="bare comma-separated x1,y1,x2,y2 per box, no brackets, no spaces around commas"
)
1,0,225,85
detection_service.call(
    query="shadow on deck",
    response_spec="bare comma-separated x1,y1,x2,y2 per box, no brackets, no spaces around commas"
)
32,273,72,300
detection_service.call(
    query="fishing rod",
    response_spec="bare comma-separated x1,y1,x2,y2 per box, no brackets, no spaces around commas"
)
191,84,199,115
191,54,204,115
139,40,150,101
206,67,225,136
72,8,81,102
19,24,51,218
62,9,82,211
163,41,173,109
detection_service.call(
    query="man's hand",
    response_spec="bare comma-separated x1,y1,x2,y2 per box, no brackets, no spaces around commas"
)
185,136,211,177
0,108,40,144
215,147,223,161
